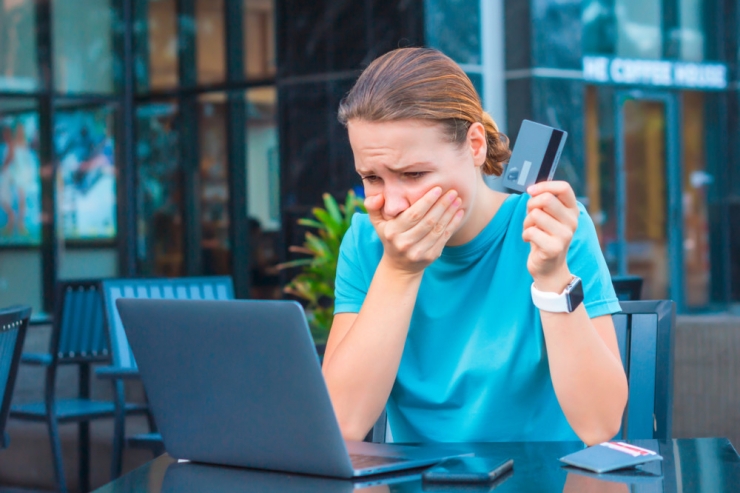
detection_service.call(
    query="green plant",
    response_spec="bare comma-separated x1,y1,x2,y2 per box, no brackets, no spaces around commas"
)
279,190,366,344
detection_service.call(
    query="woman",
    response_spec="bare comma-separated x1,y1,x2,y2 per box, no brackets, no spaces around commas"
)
322,48,627,446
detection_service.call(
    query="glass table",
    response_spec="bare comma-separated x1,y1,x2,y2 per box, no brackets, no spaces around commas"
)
93,438,740,492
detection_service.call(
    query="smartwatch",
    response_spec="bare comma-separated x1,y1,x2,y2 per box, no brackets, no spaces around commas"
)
531,276,584,313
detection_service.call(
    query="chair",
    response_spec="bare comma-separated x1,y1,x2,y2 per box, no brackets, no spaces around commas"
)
9,281,147,493
613,300,675,439
97,276,234,479
0,305,31,450
367,300,675,443
612,275,644,301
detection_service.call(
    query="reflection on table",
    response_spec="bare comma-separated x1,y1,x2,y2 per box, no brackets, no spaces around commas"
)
93,438,740,493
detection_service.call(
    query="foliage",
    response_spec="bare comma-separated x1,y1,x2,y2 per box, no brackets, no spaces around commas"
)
279,190,365,344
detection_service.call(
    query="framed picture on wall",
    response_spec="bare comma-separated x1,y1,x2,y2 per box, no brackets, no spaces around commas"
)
54,107,117,241
0,113,42,246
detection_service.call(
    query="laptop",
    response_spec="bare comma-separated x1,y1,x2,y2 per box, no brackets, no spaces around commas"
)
116,298,457,478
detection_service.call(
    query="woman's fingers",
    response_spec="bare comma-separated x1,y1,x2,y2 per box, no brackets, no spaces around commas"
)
528,180,578,209
526,191,578,232
522,225,565,258
396,187,443,229
426,208,465,257
405,197,463,261
404,190,459,241
364,194,385,224
525,207,574,240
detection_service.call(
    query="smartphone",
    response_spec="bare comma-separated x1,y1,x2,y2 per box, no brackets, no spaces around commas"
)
422,457,514,484
501,119,568,193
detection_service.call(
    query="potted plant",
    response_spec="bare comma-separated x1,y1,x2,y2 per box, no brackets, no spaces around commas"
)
279,190,365,348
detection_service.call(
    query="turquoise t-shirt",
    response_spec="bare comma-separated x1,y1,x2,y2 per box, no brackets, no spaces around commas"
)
334,193,621,442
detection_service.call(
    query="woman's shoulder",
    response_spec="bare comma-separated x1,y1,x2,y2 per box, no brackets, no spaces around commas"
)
341,213,382,254
347,212,377,239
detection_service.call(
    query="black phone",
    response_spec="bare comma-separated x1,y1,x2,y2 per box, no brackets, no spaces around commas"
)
422,457,514,484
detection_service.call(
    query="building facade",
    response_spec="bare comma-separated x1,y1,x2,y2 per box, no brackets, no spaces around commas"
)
0,0,737,315
504,0,738,312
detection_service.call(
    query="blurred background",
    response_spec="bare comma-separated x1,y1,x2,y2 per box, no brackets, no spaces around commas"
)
0,0,739,491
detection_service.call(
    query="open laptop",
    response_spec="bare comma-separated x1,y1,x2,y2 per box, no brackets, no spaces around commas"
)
116,298,457,478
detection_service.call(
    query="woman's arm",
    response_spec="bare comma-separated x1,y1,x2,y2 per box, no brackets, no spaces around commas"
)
541,299,627,445
523,181,628,445
323,187,463,441
322,261,423,441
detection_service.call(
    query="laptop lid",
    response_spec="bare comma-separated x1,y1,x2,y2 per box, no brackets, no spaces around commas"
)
117,298,358,477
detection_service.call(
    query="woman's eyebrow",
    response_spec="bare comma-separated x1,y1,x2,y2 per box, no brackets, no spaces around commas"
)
356,162,434,175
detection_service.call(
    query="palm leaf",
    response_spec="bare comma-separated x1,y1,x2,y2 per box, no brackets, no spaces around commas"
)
278,189,363,338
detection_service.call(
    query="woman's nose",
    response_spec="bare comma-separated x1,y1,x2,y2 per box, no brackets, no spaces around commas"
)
382,190,410,218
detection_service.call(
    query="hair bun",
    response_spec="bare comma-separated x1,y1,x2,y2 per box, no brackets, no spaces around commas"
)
480,111,510,176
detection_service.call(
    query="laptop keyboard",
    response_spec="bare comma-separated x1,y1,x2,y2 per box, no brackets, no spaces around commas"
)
350,454,409,469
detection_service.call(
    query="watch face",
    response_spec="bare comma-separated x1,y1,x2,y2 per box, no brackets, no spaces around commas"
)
567,277,584,312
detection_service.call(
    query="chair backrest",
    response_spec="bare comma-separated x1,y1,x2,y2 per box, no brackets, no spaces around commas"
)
613,300,675,440
52,280,109,362
367,299,675,443
611,275,644,301
101,277,234,370
0,305,31,448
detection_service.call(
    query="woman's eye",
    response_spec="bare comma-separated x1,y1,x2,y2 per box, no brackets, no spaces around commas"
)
404,172,426,180
362,175,380,183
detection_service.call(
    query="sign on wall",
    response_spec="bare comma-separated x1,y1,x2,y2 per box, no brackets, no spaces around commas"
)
583,56,728,90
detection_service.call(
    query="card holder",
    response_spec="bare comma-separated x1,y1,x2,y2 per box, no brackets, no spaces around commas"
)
559,442,663,474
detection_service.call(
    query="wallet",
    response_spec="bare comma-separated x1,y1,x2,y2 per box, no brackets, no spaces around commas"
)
559,442,663,473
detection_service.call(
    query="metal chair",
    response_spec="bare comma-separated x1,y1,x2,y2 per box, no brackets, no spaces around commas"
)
613,300,675,439
9,281,147,493
0,305,31,450
97,276,234,479
612,275,644,301
367,299,675,443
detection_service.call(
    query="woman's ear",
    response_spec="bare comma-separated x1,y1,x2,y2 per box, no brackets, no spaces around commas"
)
467,122,487,168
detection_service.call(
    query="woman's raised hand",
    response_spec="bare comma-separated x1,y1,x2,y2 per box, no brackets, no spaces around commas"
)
364,187,464,275
522,180,580,292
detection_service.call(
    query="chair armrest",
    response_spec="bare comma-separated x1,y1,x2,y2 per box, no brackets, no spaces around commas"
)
20,353,53,366
95,366,141,380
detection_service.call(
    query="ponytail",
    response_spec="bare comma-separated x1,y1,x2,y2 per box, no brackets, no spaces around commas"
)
480,111,510,176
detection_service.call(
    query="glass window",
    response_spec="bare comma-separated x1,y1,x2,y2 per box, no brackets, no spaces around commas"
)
198,92,230,275
53,0,116,93
246,86,280,299
244,0,276,80
681,91,709,307
424,0,481,65
615,0,663,59
0,99,41,245
583,85,618,271
54,103,118,240
0,0,38,91
141,0,179,92
583,0,664,59
196,0,225,85
677,0,704,61
582,0,618,56
614,0,663,58
136,101,182,276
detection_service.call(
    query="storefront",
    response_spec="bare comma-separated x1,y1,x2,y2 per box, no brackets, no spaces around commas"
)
505,0,738,312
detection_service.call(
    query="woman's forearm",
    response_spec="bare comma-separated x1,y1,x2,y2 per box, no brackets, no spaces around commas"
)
540,307,628,445
322,256,423,440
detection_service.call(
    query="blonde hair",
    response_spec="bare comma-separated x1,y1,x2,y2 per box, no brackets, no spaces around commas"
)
338,48,510,176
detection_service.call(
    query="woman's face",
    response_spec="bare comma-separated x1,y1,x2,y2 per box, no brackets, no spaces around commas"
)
347,119,486,222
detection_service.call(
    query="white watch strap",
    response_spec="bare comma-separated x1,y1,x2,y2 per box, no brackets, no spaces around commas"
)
530,283,569,313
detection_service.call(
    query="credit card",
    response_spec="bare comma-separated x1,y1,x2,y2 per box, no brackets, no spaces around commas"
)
501,120,568,193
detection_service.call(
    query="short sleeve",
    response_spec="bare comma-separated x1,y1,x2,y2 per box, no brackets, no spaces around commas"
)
334,213,370,314
567,203,622,318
